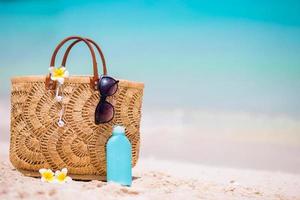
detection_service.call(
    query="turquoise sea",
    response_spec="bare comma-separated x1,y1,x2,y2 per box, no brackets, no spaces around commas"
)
1,0,300,116
1,0,300,173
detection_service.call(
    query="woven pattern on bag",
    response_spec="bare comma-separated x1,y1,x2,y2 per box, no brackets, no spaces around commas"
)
10,78,143,177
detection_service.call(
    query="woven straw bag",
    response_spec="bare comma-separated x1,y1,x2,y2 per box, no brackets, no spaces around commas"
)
9,36,144,180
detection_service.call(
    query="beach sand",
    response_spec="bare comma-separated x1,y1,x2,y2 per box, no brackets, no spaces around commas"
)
1,145,300,200
1,100,300,199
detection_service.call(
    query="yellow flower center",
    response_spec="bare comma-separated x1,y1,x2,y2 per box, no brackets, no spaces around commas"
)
57,173,67,182
43,171,54,181
53,68,65,78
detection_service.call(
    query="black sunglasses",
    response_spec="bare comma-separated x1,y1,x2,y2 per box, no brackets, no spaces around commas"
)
95,75,119,124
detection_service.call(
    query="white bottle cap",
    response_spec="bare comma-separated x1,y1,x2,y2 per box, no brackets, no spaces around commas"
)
112,125,125,135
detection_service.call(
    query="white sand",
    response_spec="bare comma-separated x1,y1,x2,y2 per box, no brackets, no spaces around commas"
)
1,100,300,199
1,152,300,200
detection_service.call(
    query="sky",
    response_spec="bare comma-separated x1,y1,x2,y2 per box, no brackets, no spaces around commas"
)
0,0,300,116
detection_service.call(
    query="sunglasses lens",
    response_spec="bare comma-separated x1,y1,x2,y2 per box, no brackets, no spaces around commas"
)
95,101,114,124
98,76,118,96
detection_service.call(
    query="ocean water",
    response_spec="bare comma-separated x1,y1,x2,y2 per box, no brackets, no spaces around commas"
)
1,0,300,117
1,1,300,172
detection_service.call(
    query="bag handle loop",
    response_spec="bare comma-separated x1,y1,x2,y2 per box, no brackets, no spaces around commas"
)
46,36,100,90
61,38,107,75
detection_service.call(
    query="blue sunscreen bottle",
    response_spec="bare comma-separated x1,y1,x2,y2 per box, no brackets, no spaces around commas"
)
106,125,132,186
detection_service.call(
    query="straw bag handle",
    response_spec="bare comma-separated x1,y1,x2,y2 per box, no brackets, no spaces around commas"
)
46,36,100,90
61,38,107,75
